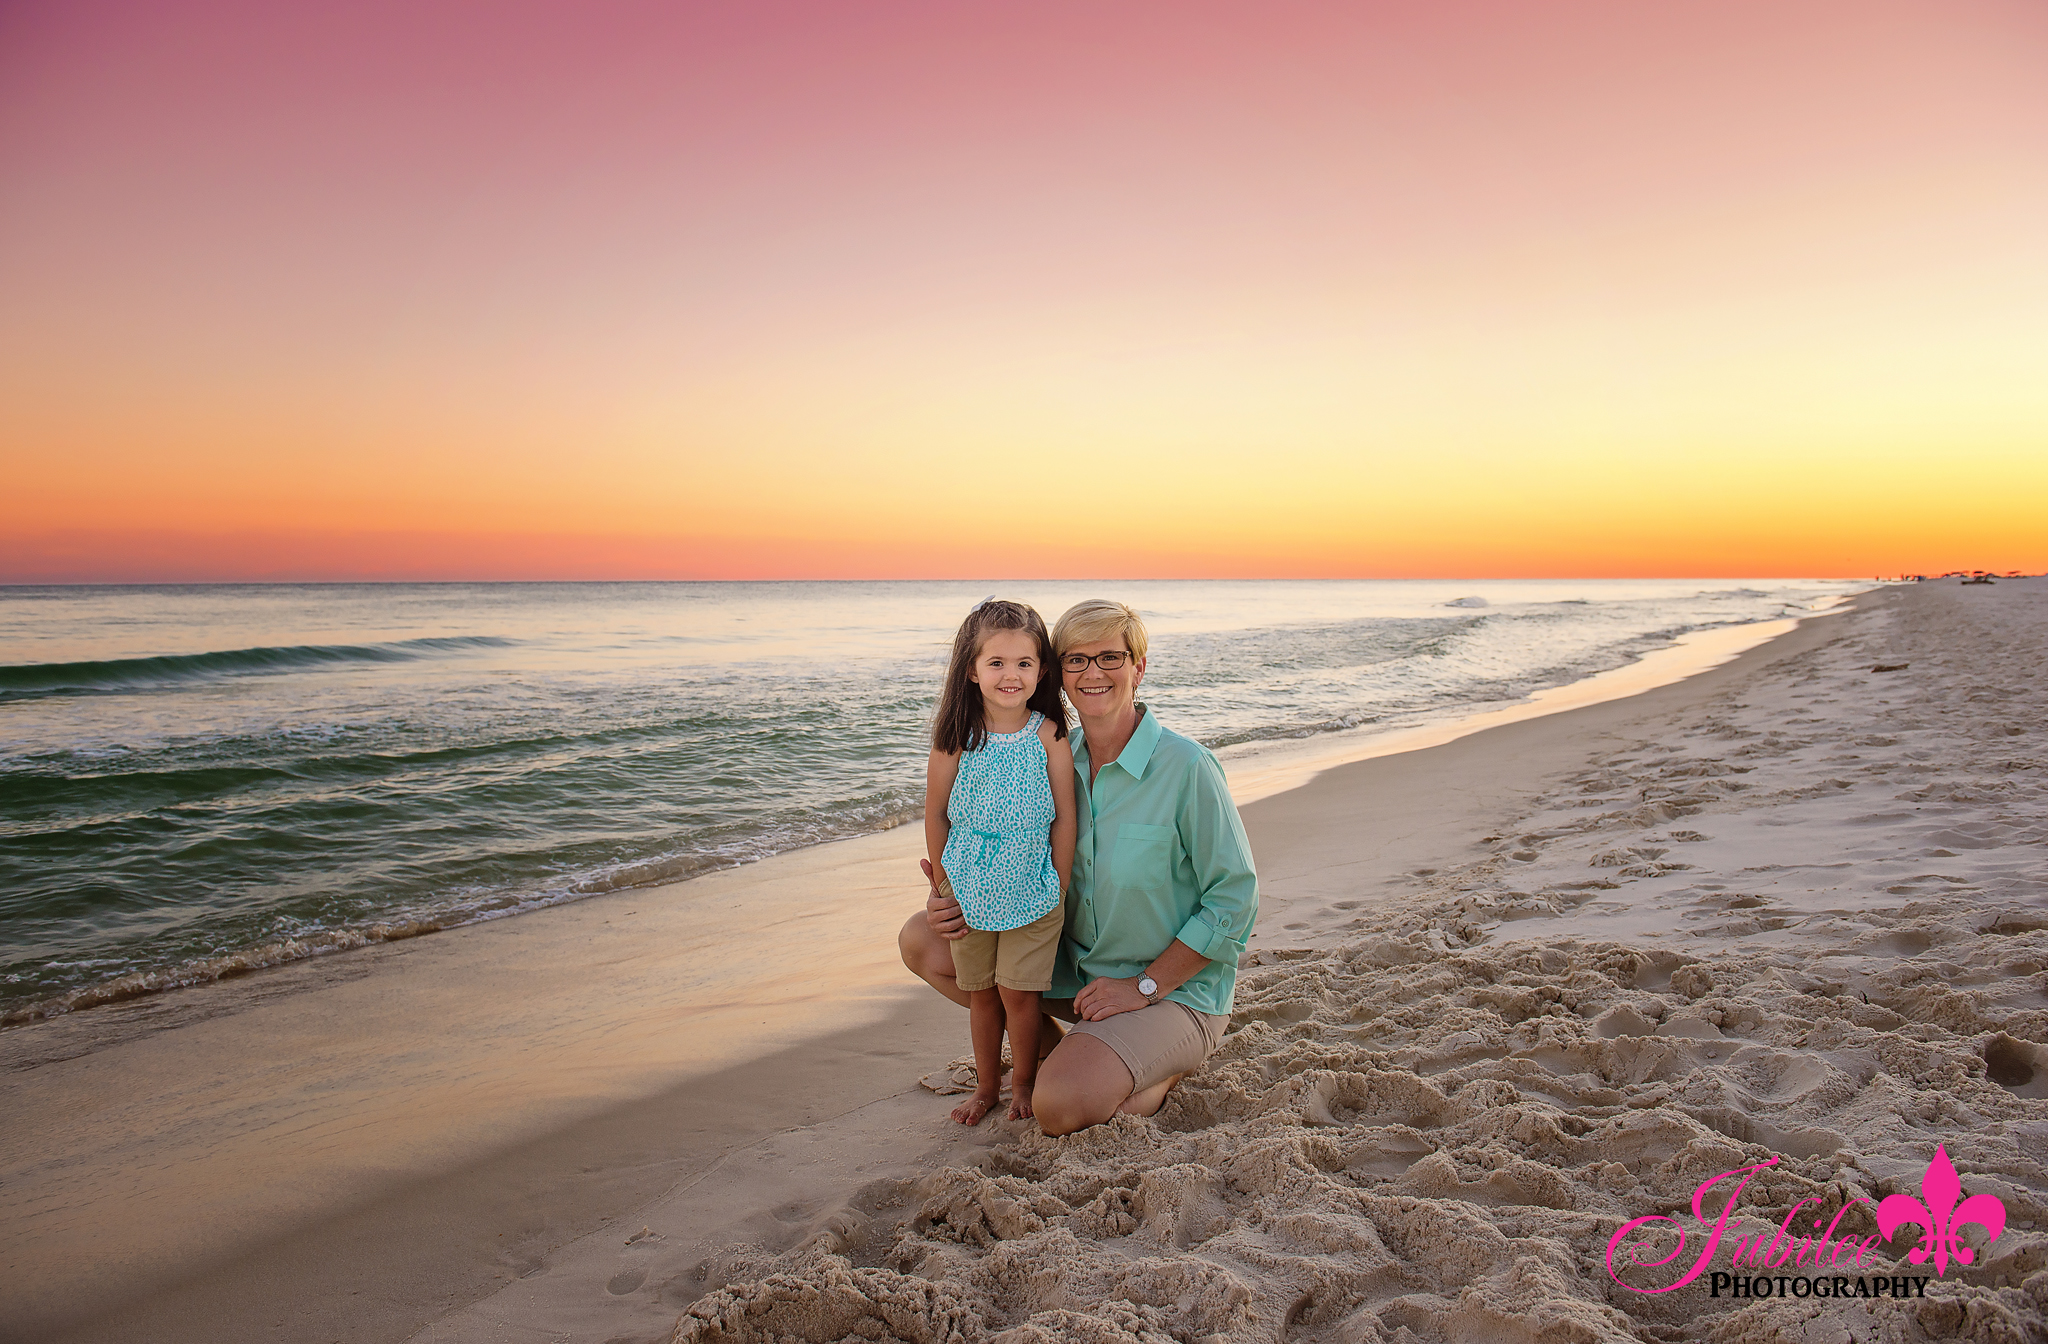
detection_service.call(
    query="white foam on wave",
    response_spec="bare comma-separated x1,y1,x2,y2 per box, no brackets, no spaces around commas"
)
1220,609,1853,805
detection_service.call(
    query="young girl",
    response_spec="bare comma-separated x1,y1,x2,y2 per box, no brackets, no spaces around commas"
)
926,599,1077,1125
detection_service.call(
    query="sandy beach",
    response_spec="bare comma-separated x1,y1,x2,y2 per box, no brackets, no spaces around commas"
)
8,578,2045,1343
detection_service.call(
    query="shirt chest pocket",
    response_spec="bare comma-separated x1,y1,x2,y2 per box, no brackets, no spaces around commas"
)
1110,822,1177,890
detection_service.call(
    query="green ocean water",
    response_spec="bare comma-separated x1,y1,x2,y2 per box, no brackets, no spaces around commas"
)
0,578,1865,1021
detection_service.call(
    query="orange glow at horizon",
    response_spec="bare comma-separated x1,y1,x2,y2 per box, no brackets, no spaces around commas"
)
3,0,2045,582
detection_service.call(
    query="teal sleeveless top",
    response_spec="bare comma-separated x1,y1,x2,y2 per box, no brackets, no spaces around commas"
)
942,710,1062,932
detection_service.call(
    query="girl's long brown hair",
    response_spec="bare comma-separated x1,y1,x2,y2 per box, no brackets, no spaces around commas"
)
932,600,1069,754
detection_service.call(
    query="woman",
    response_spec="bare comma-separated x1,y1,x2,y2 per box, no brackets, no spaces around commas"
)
899,598,1259,1134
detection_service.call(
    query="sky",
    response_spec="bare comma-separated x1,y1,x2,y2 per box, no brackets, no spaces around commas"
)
2,0,2044,581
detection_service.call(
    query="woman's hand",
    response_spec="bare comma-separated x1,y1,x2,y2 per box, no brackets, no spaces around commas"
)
921,859,968,941
1074,943,1204,1021
1073,975,1149,1021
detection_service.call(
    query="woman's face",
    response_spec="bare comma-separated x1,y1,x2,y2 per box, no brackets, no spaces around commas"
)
1060,637,1145,726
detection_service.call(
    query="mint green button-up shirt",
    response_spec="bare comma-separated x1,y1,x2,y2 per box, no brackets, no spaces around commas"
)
1049,704,1259,1016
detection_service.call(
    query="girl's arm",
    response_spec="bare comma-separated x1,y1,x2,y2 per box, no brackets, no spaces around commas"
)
1042,720,1077,898
924,747,961,892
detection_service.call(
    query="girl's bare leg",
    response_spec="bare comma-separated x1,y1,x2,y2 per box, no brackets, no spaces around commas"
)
952,988,1004,1125
901,909,1066,1054
999,986,1043,1119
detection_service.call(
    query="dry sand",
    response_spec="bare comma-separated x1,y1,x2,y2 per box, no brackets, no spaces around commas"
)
675,579,2048,1344
6,580,2042,1344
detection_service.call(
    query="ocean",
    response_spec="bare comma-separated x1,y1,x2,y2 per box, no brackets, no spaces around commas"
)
0,578,1867,1023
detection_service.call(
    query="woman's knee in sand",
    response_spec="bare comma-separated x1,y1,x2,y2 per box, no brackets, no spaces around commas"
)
1031,1032,1136,1136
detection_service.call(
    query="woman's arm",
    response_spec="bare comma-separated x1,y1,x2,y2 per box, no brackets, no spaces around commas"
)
1072,749,1255,1023
1169,751,1259,968
1042,719,1076,898
924,747,960,894
1072,939,1208,1021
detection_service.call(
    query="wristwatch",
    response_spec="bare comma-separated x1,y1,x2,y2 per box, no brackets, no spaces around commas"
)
1137,975,1160,1003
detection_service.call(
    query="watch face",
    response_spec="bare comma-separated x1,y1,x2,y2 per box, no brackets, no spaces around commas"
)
1139,977,1158,996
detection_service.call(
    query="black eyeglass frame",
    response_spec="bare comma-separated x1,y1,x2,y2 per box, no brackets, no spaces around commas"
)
1060,650,1134,672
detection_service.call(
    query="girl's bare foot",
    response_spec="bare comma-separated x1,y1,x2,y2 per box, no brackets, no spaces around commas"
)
951,1086,1000,1126
1007,1083,1034,1121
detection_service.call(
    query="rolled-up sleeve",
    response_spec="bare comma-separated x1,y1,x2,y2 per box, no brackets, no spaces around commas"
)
1173,753,1258,963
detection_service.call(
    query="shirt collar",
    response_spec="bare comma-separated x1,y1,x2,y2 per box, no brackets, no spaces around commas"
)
1077,702,1162,780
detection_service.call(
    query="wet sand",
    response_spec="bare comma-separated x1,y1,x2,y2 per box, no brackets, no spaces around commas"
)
2,817,1007,1344
10,581,2043,1342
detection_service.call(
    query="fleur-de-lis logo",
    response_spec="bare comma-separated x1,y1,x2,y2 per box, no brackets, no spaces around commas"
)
1875,1145,2007,1276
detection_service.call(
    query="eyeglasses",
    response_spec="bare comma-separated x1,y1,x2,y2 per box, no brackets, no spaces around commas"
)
1061,650,1132,672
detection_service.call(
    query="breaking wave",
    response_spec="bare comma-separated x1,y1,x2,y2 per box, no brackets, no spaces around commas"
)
0,637,513,699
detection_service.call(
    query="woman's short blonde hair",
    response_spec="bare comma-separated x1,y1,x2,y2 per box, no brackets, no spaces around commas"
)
1053,599,1149,660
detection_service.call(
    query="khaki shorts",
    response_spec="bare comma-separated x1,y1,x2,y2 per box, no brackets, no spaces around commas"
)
1045,997,1229,1092
949,899,1064,993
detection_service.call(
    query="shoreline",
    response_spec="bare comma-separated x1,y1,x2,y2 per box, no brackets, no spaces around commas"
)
16,585,2034,1344
1,600,1860,1032
1216,604,1852,804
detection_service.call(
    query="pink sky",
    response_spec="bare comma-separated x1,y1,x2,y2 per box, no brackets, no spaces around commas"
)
3,1,2044,579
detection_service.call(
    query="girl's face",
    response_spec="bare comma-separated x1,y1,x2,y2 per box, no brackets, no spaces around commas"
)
968,627,1043,714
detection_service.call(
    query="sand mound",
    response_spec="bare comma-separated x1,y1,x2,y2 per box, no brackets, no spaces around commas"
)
677,927,2048,1343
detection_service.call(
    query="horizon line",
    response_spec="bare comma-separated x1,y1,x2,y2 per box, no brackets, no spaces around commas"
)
0,573,1929,588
